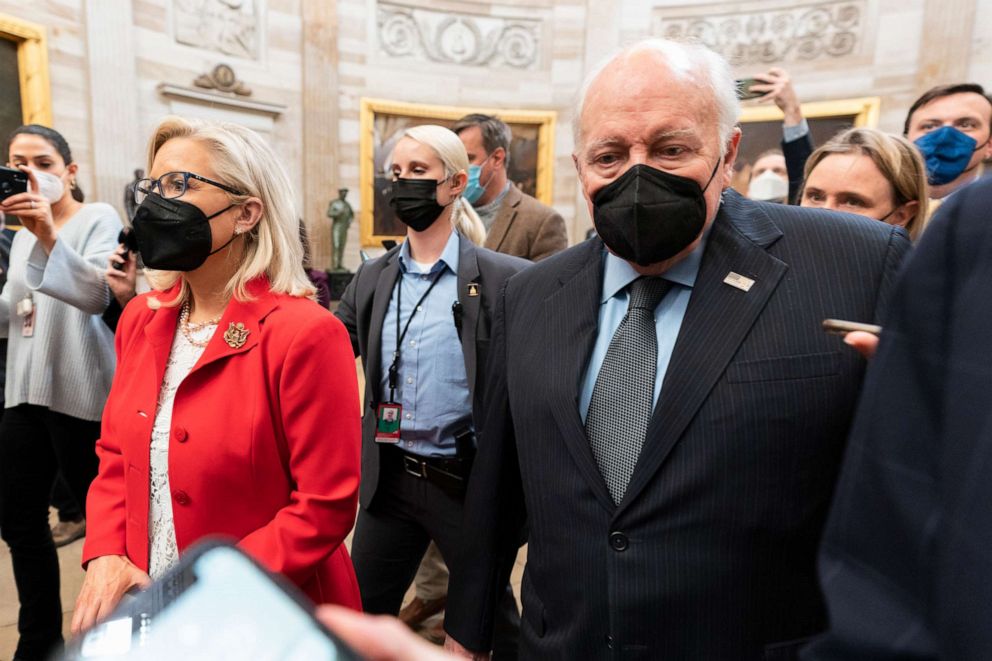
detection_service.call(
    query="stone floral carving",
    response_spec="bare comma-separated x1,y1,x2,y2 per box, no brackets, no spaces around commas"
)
653,1,864,65
175,0,259,60
377,2,541,69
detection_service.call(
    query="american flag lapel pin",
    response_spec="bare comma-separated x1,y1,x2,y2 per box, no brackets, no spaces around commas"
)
723,272,755,292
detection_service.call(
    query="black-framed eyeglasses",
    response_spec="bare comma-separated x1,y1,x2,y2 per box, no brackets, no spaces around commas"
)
132,171,246,205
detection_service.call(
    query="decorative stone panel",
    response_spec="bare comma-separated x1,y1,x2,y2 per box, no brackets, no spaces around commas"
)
377,1,542,69
174,0,260,59
653,1,865,66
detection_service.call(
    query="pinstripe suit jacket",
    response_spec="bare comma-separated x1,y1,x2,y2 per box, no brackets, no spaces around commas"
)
445,190,911,660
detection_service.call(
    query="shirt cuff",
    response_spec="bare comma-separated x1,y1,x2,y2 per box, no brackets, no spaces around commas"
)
783,118,810,143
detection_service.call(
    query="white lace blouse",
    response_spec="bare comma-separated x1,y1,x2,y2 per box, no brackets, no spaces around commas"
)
147,320,217,580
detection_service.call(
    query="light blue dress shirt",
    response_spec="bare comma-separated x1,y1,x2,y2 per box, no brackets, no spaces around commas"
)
579,232,710,423
379,230,470,457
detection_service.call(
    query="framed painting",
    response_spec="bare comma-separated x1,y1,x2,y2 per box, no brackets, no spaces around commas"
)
359,98,556,248
732,97,881,194
0,13,51,139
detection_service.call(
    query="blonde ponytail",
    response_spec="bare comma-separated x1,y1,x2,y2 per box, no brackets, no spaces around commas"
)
452,197,486,245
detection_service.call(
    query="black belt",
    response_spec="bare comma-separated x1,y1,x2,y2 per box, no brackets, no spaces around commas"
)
385,446,472,496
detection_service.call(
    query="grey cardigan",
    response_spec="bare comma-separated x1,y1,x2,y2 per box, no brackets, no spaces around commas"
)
0,203,122,421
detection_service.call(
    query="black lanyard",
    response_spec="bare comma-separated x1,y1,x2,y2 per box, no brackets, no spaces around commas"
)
387,268,445,403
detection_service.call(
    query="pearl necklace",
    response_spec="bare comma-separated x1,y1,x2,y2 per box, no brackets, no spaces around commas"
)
178,302,221,348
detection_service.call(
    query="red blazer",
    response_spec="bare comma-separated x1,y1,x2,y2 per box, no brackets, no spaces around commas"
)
83,277,362,609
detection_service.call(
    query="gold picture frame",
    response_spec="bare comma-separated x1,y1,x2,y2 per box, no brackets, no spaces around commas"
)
733,96,880,192
359,98,557,248
0,13,52,126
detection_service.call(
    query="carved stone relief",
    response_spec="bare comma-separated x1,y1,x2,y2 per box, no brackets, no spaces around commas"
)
174,0,259,60
653,1,865,66
194,63,252,96
377,2,542,70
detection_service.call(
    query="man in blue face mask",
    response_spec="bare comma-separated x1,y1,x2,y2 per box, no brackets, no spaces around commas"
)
451,114,567,262
904,83,992,202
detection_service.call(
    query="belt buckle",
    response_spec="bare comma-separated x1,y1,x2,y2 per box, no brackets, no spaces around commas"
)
403,455,426,478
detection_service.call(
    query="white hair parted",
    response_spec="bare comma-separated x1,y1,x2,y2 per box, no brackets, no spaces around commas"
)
143,115,315,307
572,38,741,154
402,124,486,246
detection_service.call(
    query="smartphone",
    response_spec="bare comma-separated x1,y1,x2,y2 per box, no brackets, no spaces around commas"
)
735,78,763,101
112,228,140,272
822,319,882,336
62,540,363,661
0,166,29,203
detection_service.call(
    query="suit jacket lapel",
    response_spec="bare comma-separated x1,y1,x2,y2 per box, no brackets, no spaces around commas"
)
484,185,521,253
545,239,616,511
457,236,483,398
618,193,788,514
366,253,401,405
143,287,182,390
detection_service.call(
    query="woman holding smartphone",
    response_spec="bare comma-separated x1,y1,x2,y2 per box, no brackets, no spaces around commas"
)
74,116,362,635
0,125,121,661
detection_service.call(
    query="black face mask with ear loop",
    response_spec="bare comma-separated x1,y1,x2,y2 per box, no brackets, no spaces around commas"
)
388,177,451,232
131,193,240,271
592,161,721,267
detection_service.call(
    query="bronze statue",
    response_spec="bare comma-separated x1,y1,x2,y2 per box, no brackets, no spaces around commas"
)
327,188,354,272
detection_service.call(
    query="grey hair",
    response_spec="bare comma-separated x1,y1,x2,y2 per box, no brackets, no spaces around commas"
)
572,38,741,154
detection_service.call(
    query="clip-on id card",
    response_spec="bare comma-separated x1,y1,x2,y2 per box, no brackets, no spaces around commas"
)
375,403,402,443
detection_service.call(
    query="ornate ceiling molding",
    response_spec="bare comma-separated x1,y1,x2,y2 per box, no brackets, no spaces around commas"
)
653,1,865,66
376,1,542,70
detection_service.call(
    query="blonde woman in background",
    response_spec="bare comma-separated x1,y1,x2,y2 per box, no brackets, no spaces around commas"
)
74,116,362,635
800,127,929,241
336,125,528,658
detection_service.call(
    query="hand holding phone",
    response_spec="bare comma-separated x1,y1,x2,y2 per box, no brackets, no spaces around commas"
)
822,319,882,336
64,541,362,660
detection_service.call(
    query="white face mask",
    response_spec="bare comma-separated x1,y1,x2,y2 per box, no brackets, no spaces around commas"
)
747,169,789,202
34,169,66,204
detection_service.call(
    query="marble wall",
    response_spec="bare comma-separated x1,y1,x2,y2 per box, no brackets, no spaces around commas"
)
1,0,990,270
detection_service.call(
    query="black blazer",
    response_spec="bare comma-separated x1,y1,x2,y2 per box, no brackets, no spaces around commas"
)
804,179,992,661
335,233,529,509
445,190,910,661
782,131,814,205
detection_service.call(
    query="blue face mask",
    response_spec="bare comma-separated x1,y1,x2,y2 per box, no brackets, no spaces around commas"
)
463,155,493,204
914,126,981,186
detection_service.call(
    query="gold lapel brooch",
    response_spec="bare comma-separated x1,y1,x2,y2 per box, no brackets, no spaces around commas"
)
223,322,250,349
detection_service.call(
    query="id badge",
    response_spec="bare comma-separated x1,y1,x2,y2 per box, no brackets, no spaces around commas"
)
21,310,35,337
375,403,402,443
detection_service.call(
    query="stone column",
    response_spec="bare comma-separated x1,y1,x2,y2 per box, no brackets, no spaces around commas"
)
916,0,977,90
301,0,341,271
83,0,142,221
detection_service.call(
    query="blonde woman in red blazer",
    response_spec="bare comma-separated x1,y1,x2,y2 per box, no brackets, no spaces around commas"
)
72,116,362,635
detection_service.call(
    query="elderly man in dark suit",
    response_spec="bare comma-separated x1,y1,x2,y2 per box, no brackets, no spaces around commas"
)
804,178,992,661
444,38,910,661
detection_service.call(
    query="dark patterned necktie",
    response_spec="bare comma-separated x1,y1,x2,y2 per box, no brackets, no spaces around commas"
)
586,276,672,505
